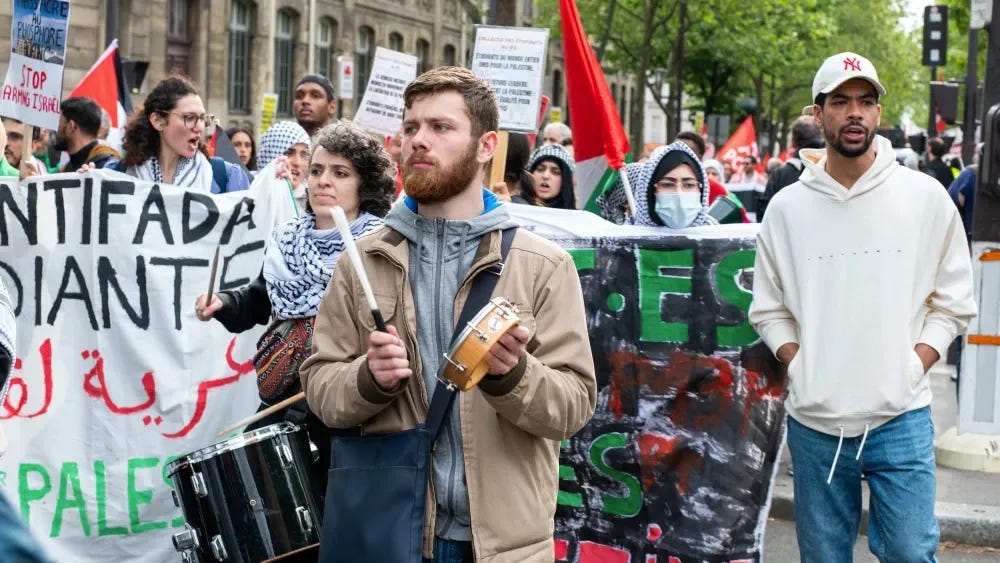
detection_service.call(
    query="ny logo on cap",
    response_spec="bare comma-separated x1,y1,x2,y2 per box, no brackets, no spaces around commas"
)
842,57,862,72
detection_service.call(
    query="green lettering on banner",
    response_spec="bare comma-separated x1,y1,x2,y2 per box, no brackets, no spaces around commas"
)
557,440,584,507
715,249,758,347
51,462,91,537
567,249,596,271
127,458,168,533
590,433,641,517
638,249,693,343
161,455,186,528
94,461,128,536
18,463,50,522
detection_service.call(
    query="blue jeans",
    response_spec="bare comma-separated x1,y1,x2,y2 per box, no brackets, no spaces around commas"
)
787,407,939,563
0,493,50,562
423,537,474,563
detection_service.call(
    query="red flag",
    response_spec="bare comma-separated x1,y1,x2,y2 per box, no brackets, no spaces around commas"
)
69,40,133,141
716,117,759,180
935,106,947,135
560,0,630,210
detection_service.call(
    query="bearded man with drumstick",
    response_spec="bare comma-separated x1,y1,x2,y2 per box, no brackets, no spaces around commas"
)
300,67,596,563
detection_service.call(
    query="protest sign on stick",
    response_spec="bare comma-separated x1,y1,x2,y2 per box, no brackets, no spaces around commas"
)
0,0,71,130
353,47,418,137
470,25,548,133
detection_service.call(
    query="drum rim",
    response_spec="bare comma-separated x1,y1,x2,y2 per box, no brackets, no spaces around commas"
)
444,297,515,358
167,422,302,472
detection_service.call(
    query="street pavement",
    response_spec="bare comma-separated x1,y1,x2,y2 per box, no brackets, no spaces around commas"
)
767,362,1000,552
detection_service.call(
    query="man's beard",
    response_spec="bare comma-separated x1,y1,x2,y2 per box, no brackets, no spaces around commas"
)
403,140,481,203
53,133,68,152
826,122,875,158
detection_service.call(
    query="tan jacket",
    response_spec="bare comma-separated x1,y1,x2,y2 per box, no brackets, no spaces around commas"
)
300,227,596,562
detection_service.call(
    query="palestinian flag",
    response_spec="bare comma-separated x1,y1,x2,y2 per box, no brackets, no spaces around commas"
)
559,0,630,213
69,39,133,150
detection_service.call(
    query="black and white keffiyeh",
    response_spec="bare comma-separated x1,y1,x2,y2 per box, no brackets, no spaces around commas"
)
263,211,384,320
257,121,311,170
127,152,214,191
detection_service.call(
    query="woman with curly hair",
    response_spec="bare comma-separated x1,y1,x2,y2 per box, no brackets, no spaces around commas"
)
192,121,394,458
113,76,249,192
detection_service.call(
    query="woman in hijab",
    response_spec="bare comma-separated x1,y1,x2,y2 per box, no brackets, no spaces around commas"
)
114,76,250,192
598,141,718,228
257,120,312,210
193,120,394,467
526,143,576,209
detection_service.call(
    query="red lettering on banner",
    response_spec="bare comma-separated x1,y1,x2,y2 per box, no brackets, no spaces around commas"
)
2,84,31,106
81,349,157,415
554,539,569,560
0,339,53,418
646,523,663,542
579,541,630,563
161,336,254,439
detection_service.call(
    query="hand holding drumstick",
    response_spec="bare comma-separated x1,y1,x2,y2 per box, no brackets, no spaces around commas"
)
368,325,411,392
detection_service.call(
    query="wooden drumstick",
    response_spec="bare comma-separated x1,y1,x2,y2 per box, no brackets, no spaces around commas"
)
216,391,305,437
330,206,388,332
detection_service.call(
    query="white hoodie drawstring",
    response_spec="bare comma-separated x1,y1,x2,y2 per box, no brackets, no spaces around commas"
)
855,423,871,461
826,426,845,485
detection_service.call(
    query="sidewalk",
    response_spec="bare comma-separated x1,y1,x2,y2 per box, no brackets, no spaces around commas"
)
768,364,1000,548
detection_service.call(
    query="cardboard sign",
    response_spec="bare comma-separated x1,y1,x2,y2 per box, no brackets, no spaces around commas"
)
0,0,71,129
259,93,278,136
353,47,417,137
337,55,354,101
470,25,549,132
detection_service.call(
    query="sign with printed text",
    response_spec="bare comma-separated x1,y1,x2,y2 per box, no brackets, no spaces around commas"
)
0,170,268,562
259,93,278,136
353,47,417,137
0,0,71,129
470,25,549,132
337,55,355,101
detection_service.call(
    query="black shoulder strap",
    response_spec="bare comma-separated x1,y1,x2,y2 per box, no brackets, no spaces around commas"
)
425,228,516,438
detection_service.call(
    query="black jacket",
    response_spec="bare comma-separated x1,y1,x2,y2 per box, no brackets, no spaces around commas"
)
757,158,805,221
214,271,271,333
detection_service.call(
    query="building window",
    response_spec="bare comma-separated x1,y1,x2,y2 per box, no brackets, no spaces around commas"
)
552,69,562,111
166,0,194,75
416,38,430,75
611,84,618,107
389,32,403,52
316,18,336,78
356,26,375,99
443,44,456,67
522,0,532,19
275,10,296,114
619,85,627,121
228,0,252,112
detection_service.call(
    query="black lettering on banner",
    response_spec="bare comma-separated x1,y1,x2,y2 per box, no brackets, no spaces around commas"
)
219,198,256,245
34,255,41,325
149,257,208,330
220,240,266,290
43,179,81,244
99,180,136,244
182,192,219,243
98,256,150,329
0,260,22,316
0,182,38,245
133,185,173,245
82,178,93,245
48,256,98,330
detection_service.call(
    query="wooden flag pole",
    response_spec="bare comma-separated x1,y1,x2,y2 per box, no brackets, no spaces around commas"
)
488,130,510,188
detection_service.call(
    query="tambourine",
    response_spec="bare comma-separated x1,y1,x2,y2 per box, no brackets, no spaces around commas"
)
440,297,521,391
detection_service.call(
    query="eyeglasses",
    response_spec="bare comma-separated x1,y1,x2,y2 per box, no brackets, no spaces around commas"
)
162,111,215,128
654,179,701,191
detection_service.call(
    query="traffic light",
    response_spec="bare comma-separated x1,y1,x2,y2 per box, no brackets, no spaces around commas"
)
922,5,948,67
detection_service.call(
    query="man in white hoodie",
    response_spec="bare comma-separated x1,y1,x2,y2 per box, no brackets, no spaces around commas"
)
749,52,976,562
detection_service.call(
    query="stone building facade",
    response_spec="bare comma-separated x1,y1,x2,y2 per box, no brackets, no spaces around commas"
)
0,0,580,135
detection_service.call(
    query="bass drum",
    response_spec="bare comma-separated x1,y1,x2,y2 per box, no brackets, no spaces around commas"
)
167,422,323,562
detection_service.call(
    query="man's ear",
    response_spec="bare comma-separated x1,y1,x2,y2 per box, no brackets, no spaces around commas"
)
477,131,499,164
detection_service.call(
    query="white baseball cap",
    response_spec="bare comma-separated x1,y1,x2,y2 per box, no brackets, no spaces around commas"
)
811,52,886,103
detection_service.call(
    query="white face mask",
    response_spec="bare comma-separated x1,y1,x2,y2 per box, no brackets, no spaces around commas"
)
654,192,702,228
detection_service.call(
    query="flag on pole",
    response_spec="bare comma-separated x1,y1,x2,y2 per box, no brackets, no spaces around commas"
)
69,39,133,150
208,123,245,169
559,0,632,213
935,106,947,135
715,116,759,182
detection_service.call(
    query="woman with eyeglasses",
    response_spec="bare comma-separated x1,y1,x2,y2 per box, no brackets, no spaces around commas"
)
598,141,718,228
111,76,250,193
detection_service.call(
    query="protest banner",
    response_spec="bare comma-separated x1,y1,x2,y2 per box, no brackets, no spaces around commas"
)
470,25,548,132
0,184,781,561
0,170,268,561
352,47,417,137
0,0,71,130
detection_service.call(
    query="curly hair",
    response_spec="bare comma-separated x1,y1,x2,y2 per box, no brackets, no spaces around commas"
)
121,76,207,168
309,121,395,217
226,126,257,171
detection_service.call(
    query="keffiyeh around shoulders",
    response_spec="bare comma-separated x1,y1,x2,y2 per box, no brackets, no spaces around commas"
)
263,211,384,320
